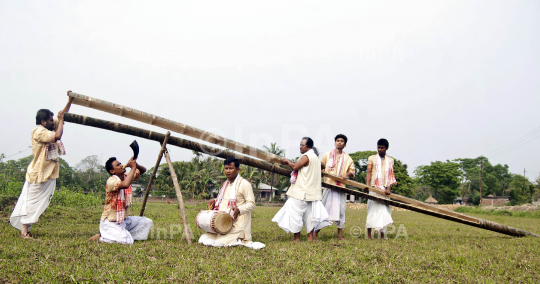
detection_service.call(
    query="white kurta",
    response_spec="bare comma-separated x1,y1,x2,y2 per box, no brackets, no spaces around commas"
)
99,216,154,244
10,179,56,231
198,176,265,249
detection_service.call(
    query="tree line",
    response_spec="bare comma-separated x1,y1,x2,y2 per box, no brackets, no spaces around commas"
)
1,146,538,204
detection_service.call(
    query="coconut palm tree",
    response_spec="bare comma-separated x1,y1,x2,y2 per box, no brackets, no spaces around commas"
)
262,143,286,200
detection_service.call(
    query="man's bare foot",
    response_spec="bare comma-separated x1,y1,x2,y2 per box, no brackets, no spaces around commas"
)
337,229,345,240
292,239,300,242
87,234,101,241
307,231,314,241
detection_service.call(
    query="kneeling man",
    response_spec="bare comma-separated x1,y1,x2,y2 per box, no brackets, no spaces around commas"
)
199,157,265,249
98,157,153,244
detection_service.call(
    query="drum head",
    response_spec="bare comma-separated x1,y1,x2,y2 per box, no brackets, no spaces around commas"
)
213,212,233,235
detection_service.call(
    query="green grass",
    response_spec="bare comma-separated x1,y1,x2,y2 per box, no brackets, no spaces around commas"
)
455,206,540,218
1,203,539,283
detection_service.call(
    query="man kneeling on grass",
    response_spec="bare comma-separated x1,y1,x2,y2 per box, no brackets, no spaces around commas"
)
199,157,265,249
90,157,152,244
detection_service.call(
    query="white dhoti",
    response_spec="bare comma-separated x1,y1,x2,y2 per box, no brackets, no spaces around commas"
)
10,179,56,231
366,191,393,232
272,197,330,234
99,216,154,245
198,234,265,249
316,188,347,230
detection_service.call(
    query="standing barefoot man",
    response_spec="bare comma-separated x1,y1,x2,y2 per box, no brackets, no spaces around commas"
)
10,94,74,238
365,138,396,239
272,137,329,242
315,134,355,240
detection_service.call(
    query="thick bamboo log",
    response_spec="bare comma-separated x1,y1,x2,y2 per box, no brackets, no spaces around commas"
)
164,149,192,244
64,113,539,237
68,91,283,163
323,183,539,237
322,172,480,223
140,131,170,216
67,91,474,220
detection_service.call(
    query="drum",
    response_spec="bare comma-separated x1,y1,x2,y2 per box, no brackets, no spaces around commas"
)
196,210,233,235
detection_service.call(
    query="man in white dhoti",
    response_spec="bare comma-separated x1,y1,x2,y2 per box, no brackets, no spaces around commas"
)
199,157,265,249
272,137,329,242
315,134,355,240
365,138,397,239
95,157,152,244
10,96,74,238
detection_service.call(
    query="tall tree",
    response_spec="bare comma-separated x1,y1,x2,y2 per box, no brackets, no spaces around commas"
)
262,143,286,196
414,160,462,204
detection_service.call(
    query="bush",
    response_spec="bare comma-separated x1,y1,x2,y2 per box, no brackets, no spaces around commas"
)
50,189,103,208
455,206,540,218
0,179,23,196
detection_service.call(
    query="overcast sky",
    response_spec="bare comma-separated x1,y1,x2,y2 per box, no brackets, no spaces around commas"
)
1,1,539,180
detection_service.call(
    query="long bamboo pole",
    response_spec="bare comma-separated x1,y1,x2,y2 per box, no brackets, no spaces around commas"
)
64,113,539,237
322,172,480,223
68,91,283,163
323,183,539,237
140,131,170,216
66,92,472,218
163,149,192,244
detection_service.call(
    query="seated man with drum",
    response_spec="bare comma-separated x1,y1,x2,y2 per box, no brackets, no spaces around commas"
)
198,157,265,249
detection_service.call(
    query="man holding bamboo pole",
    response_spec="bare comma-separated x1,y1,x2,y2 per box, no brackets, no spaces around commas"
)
365,138,396,239
10,96,74,238
272,137,329,242
200,158,265,249
315,134,355,240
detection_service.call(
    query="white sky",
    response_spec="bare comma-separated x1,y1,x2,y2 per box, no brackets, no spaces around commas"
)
1,0,539,180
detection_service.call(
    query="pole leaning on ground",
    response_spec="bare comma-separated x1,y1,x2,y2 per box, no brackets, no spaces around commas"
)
140,131,171,216
63,113,539,238
163,149,192,244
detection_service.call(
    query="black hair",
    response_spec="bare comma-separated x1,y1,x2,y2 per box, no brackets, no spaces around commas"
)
105,157,117,175
334,134,348,144
302,137,319,156
36,109,53,125
224,157,240,169
377,138,389,149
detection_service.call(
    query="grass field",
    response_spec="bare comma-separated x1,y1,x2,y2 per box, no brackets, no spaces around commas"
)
1,202,539,283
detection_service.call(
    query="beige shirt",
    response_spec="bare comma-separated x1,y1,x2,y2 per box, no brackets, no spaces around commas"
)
215,176,256,242
286,149,322,201
25,119,60,183
321,151,355,186
367,155,394,187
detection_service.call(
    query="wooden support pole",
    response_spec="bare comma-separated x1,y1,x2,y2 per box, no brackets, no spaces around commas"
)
163,149,192,244
63,113,539,238
140,131,170,216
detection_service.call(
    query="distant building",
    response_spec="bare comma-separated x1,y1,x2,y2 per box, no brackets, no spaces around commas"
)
481,194,510,206
425,194,438,205
454,196,471,206
258,183,278,200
